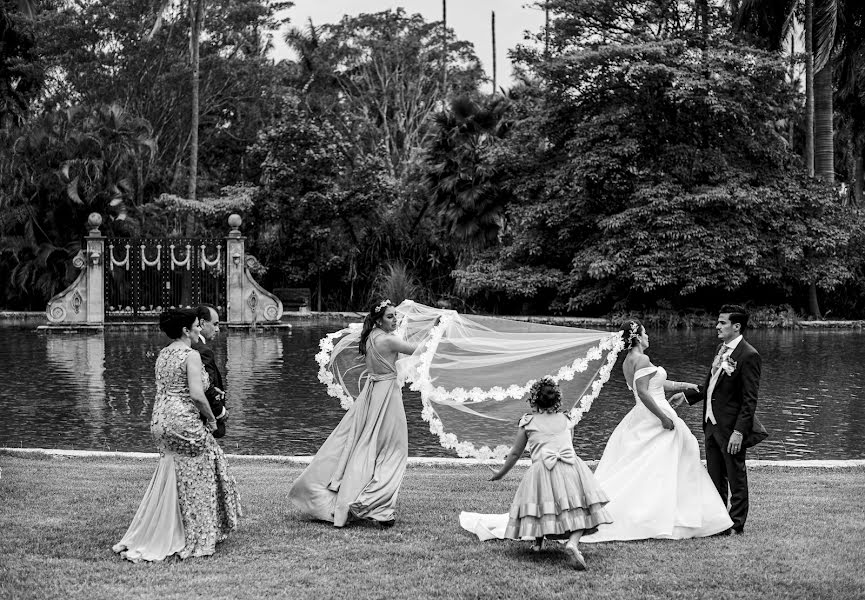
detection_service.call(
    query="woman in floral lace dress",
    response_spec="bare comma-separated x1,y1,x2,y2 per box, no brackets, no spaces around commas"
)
113,308,241,562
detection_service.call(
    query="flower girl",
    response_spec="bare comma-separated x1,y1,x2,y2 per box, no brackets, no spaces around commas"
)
489,378,612,570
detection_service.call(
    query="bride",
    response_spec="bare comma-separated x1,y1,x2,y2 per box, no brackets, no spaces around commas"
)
580,319,732,542
461,319,732,542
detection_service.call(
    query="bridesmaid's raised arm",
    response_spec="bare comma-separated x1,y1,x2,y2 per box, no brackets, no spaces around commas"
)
379,334,421,356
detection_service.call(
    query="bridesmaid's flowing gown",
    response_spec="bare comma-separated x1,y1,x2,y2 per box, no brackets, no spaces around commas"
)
113,345,241,562
288,330,408,526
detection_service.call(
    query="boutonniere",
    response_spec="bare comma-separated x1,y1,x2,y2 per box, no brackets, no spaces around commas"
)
720,356,737,375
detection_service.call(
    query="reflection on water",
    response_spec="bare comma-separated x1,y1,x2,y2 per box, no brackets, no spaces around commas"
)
0,324,863,459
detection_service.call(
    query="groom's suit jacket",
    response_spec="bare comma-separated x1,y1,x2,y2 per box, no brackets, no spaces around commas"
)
192,339,227,439
685,338,768,449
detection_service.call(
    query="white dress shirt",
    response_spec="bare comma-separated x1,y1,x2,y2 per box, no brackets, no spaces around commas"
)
705,335,743,425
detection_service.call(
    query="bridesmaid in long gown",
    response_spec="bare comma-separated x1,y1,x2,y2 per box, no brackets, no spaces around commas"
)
113,308,241,562
288,300,421,527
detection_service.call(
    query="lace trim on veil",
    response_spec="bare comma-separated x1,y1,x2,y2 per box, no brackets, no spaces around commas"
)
315,324,362,410
407,313,623,458
315,304,625,460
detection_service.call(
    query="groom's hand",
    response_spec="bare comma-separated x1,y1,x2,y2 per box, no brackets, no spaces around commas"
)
668,392,687,408
727,431,744,454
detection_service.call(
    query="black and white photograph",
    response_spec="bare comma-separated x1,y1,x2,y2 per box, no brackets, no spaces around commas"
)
1,0,864,598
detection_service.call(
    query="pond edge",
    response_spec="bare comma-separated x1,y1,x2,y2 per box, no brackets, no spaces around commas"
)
1,310,864,330
2,447,863,468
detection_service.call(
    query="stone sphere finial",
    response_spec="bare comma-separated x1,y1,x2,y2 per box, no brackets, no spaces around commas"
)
228,214,242,230
87,213,103,234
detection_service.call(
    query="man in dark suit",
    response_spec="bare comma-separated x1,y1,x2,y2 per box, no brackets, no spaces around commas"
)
671,304,767,535
193,304,227,438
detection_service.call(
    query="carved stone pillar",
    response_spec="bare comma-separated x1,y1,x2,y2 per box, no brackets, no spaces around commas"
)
85,214,105,323
46,213,105,324
225,214,283,325
226,214,246,325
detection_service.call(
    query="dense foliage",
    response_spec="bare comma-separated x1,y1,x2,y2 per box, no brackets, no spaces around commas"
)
1,1,864,319
458,38,862,314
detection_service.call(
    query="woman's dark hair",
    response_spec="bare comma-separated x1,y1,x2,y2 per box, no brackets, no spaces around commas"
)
159,308,198,340
358,300,393,356
720,304,749,330
620,319,644,350
528,377,563,412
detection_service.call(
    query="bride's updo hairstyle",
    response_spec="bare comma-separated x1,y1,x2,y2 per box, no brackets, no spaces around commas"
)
159,308,197,340
620,319,644,350
528,377,563,413
358,299,393,356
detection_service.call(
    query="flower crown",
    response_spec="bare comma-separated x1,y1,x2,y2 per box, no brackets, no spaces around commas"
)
376,299,392,312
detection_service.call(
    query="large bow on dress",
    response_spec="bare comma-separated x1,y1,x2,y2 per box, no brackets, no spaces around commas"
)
541,447,577,470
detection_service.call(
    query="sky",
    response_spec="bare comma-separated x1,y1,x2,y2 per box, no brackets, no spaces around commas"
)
270,1,547,92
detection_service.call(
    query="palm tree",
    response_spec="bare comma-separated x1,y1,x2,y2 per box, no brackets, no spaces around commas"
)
149,0,206,203
3,0,34,18
812,0,838,182
736,0,839,182
283,19,339,114
1,104,156,307
0,0,39,128
424,96,513,253
736,0,845,317
833,2,865,205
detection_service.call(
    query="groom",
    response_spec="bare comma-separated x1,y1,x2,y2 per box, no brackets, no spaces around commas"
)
194,304,228,439
671,304,767,535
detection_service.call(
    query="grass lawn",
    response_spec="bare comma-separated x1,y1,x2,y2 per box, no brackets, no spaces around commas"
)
1,453,863,600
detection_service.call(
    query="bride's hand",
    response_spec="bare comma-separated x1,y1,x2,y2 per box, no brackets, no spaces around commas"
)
659,415,675,430
668,392,687,408
683,382,699,392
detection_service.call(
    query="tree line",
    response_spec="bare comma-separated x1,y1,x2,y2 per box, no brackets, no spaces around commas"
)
1,0,864,320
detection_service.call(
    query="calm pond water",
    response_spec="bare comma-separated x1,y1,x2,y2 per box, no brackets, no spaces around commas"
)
0,321,863,460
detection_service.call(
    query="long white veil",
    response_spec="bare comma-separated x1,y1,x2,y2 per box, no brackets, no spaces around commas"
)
316,300,624,459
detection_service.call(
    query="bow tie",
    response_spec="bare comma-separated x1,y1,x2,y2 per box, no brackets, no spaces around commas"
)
541,447,577,470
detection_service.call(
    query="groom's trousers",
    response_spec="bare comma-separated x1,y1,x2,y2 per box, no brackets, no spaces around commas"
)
704,422,748,532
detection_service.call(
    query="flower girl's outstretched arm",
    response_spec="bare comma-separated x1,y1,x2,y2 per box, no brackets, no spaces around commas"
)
490,429,528,481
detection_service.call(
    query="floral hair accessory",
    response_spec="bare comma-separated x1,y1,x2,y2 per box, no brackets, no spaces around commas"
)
376,299,392,312
627,321,641,345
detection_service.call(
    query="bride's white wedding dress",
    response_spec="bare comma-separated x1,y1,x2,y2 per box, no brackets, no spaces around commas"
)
460,365,732,542
580,365,732,541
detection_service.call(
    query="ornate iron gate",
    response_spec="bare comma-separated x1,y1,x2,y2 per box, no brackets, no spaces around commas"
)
104,238,226,319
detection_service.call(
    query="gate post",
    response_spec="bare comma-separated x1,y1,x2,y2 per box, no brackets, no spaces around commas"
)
46,212,105,325
225,214,283,325
85,214,105,324
226,214,245,325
